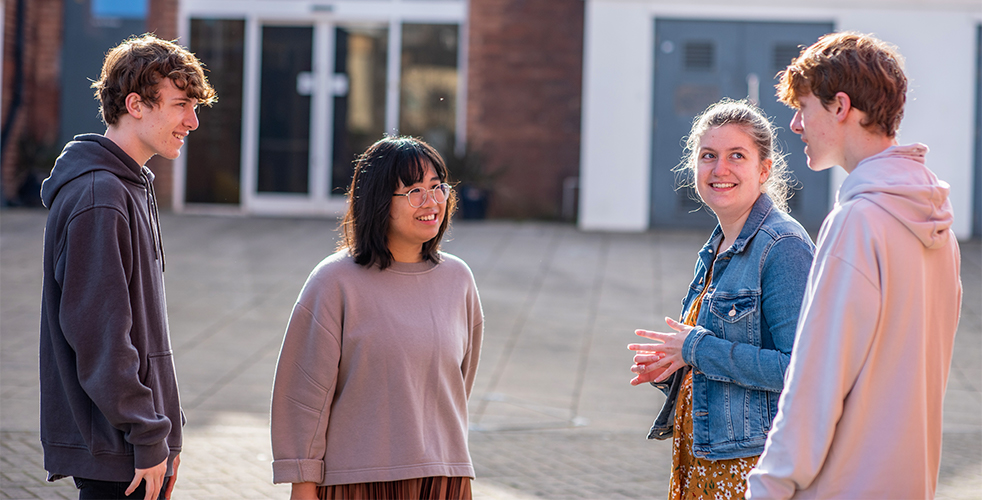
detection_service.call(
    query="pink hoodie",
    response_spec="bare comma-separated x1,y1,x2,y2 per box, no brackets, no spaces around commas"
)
747,144,963,499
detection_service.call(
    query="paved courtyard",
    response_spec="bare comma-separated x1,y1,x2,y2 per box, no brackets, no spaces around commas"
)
1,209,979,499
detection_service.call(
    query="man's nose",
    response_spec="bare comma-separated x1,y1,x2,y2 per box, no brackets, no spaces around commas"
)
790,111,803,134
187,107,199,131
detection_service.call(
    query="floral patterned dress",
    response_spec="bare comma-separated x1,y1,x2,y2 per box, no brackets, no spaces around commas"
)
668,253,758,500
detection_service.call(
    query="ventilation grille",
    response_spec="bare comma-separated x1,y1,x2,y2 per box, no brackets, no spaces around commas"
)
676,190,703,212
773,43,801,71
684,42,714,70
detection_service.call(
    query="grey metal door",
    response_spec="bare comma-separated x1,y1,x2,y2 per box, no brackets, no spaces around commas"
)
650,19,834,230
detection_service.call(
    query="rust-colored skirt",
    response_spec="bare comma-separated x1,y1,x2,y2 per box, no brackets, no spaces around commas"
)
317,476,472,500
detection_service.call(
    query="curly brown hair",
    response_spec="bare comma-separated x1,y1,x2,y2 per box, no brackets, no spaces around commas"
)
776,32,906,138
92,33,217,126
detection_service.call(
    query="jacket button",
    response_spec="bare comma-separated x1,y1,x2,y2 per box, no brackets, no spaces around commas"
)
728,307,736,317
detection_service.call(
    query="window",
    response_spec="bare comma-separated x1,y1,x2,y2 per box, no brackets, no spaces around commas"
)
92,0,146,19
399,24,459,154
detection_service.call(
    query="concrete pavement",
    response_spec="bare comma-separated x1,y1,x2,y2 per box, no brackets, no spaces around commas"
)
1,209,979,499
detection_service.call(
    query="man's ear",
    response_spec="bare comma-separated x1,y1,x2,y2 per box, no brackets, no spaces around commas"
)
124,92,144,119
832,91,852,123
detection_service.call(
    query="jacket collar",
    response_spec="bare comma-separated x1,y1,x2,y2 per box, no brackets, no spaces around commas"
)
701,193,775,260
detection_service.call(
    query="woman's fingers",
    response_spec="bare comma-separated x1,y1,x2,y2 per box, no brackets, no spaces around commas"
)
634,329,670,342
665,316,689,332
630,362,676,385
627,343,661,352
633,352,665,364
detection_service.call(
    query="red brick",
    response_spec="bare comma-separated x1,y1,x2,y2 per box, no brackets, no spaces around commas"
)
1,0,63,203
467,0,584,219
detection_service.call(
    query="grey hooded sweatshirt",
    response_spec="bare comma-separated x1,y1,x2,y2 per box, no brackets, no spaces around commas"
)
39,134,181,482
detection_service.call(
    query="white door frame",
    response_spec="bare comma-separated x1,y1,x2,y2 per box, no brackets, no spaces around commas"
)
175,0,467,216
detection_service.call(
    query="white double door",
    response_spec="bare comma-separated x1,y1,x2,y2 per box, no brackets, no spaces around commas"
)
245,21,392,216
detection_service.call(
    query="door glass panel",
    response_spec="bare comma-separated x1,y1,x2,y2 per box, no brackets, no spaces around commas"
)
332,26,388,195
399,23,458,154
186,18,244,204
258,26,313,194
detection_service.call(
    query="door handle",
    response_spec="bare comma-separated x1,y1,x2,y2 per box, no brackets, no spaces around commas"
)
296,71,315,96
746,73,760,105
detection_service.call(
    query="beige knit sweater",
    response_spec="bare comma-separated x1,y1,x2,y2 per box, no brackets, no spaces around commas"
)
270,251,483,486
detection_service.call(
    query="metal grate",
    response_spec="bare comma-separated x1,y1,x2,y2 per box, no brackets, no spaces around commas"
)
676,190,703,212
773,43,801,71
684,42,714,70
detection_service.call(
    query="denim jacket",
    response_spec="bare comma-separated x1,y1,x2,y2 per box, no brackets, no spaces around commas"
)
648,194,814,460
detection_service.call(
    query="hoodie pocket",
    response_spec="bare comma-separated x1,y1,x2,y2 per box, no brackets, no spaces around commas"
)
88,400,132,455
146,351,182,430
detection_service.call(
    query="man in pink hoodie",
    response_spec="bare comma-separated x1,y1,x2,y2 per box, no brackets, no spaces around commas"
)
746,32,962,498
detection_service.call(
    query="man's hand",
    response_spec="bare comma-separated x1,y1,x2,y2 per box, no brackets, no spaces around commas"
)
126,458,167,500
162,454,179,500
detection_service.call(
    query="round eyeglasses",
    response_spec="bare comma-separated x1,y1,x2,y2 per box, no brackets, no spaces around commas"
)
393,183,452,208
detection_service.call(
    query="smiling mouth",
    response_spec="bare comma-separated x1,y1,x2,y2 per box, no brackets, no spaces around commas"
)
710,183,735,189
416,214,437,221
173,132,187,141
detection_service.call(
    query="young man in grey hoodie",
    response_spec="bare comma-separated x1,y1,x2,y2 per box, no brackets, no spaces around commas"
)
746,32,962,499
39,34,215,500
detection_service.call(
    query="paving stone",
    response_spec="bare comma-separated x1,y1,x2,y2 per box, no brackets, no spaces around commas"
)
2,210,978,499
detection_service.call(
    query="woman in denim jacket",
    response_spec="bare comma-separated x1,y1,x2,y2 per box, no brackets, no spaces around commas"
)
629,99,814,499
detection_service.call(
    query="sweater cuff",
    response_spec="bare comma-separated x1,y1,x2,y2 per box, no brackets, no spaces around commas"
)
272,459,325,484
133,441,171,470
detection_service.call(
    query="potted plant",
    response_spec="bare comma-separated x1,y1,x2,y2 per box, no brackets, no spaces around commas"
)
444,145,503,220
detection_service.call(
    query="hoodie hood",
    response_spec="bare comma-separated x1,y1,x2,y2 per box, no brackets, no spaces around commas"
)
837,143,953,249
40,133,166,271
41,134,148,208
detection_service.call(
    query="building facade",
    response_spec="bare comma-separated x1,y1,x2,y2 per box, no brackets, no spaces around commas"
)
1,0,583,220
579,0,982,238
2,0,980,236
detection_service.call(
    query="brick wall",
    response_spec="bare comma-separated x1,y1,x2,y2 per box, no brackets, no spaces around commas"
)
146,0,179,208
466,0,584,219
1,0,63,206
1,0,179,207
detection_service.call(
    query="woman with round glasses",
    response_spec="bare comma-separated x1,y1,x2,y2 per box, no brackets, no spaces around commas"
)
270,136,483,500
628,99,815,499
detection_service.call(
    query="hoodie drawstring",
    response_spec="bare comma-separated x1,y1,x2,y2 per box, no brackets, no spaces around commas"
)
141,168,166,272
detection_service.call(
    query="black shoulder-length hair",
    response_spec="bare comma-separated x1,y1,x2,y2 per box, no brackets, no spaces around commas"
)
338,136,457,270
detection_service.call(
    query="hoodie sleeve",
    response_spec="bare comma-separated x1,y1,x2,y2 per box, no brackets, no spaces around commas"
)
747,218,881,498
57,206,172,470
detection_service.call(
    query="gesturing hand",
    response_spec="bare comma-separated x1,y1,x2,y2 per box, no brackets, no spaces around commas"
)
627,317,693,385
